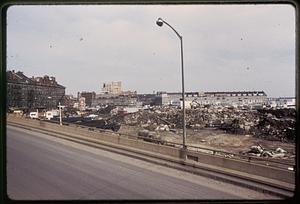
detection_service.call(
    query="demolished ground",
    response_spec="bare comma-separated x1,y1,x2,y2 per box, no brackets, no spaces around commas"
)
119,106,296,161
54,105,295,162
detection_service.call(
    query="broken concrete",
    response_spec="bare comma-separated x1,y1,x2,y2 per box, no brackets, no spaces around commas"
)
243,145,290,159
123,106,296,143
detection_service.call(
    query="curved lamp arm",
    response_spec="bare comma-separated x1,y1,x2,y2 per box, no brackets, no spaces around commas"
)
156,18,182,39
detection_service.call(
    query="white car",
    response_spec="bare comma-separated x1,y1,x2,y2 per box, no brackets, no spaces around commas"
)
29,112,39,119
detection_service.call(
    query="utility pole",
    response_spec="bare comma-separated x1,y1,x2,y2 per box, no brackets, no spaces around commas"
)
59,102,62,125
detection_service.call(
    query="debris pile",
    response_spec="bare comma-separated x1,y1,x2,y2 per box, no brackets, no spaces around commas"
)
96,105,116,115
78,117,121,132
52,114,122,132
48,104,295,142
257,108,296,119
243,144,291,159
250,113,296,142
123,106,296,143
137,129,165,144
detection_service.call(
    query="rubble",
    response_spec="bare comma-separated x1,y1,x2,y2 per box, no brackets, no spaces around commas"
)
276,147,287,153
46,103,295,158
96,105,116,115
123,106,296,143
137,129,164,144
52,114,122,132
248,145,264,154
243,144,290,159
155,124,170,131
79,119,121,132
257,108,296,119
250,112,296,142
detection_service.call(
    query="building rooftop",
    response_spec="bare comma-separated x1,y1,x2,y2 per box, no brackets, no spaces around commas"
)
7,70,65,89
157,91,267,96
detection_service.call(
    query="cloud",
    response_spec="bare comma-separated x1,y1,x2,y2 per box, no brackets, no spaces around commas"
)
6,4,295,97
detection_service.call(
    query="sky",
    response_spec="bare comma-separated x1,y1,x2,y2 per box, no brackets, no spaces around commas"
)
6,4,295,97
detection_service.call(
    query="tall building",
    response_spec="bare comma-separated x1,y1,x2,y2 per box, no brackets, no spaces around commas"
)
102,81,122,94
7,70,65,110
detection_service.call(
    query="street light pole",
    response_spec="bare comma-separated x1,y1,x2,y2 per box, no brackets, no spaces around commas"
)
156,18,187,155
180,34,187,152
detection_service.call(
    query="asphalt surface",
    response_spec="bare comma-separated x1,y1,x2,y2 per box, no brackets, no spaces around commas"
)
6,125,279,200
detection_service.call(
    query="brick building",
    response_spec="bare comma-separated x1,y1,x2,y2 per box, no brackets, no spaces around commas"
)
7,70,65,110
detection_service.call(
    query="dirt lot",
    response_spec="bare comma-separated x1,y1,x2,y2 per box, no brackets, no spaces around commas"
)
118,124,295,159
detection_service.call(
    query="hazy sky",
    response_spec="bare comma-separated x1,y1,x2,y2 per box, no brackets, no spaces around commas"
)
7,4,295,97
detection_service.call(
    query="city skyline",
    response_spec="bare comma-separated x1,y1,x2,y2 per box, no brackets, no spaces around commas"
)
7,4,295,97
6,69,293,98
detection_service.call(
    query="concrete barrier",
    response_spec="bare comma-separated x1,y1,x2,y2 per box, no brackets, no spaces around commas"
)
186,151,294,184
6,115,295,184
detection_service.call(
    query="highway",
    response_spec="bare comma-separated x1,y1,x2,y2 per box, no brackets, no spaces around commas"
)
6,125,279,200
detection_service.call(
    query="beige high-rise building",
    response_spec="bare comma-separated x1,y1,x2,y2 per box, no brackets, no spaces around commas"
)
102,81,122,94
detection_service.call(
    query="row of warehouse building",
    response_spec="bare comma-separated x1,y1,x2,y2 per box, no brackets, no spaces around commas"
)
6,70,295,111
78,91,295,110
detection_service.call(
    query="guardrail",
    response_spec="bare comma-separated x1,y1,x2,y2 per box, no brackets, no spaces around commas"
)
6,115,295,186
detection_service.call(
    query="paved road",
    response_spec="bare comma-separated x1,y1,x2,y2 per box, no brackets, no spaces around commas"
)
6,125,278,200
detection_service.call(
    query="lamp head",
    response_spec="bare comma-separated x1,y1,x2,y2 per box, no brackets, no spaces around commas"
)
156,18,163,27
